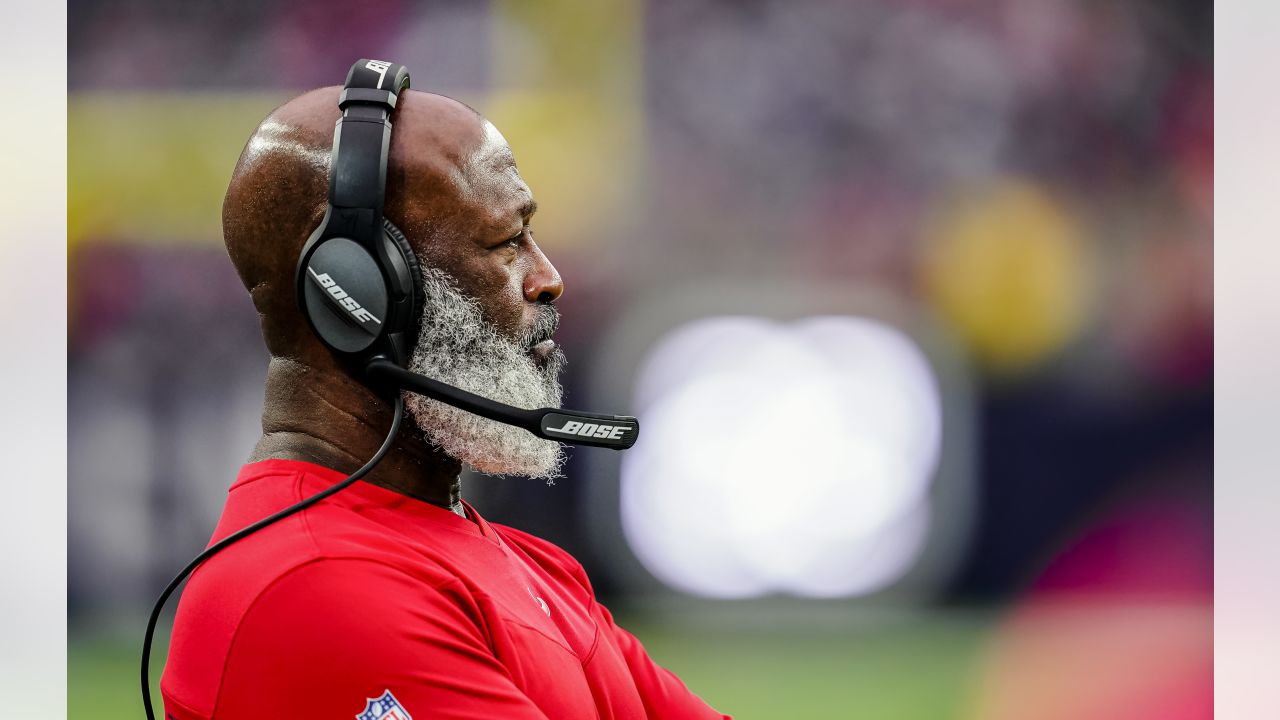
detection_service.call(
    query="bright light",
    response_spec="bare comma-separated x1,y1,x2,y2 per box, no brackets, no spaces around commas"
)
620,316,942,598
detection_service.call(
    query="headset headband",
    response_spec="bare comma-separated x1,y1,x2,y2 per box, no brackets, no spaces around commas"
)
326,59,410,248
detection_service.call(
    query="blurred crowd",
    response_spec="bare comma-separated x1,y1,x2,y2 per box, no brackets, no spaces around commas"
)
70,0,1209,629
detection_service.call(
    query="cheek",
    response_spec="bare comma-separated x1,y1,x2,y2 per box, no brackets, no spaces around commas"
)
487,284,527,337
445,256,526,337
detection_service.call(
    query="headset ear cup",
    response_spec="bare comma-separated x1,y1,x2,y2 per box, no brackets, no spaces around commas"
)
298,236,390,355
382,218,425,344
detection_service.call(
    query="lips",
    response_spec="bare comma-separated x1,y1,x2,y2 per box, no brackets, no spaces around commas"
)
524,307,560,365
528,338,556,364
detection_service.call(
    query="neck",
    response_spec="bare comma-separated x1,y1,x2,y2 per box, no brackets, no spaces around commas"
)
248,356,463,509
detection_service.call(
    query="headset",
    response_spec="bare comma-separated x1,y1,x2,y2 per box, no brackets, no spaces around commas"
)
141,59,639,719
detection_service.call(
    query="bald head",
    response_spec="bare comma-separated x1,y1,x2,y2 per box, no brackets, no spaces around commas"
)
223,87,540,361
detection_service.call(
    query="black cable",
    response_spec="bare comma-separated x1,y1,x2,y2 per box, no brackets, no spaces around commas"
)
140,395,405,720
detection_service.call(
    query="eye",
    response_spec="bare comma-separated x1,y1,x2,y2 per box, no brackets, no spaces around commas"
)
490,231,522,252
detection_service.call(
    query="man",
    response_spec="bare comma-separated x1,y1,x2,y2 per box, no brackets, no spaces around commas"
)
161,87,729,719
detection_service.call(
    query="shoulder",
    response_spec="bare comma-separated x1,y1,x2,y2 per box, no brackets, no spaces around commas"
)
172,555,480,665
240,557,483,630
200,559,501,718
221,558,500,683
222,558,493,683
165,557,481,717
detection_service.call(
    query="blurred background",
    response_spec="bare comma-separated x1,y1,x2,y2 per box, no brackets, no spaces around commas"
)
68,0,1211,717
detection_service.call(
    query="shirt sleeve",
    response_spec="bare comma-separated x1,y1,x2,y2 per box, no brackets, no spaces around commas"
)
593,601,733,720
207,558,552,720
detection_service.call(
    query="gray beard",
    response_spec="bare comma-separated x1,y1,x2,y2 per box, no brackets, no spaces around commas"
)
402,267,567,479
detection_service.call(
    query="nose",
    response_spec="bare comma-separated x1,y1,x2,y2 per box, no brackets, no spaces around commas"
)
523,242,564,303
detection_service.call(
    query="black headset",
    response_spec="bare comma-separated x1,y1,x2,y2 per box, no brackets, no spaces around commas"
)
296,59,421,368
142,60,639,719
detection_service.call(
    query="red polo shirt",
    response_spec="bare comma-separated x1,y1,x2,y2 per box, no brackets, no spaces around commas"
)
161,459,728,720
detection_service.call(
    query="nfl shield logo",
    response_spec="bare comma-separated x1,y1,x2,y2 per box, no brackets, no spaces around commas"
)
356,689,412,720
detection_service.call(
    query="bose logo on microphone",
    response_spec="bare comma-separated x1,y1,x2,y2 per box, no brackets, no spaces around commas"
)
309,268,383,325
545,420,629,440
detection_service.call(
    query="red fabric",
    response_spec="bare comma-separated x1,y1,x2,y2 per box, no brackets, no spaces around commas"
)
162,459,728,720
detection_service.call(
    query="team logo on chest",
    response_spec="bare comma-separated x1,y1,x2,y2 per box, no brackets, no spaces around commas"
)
526,586,551,617
356,689,411,720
